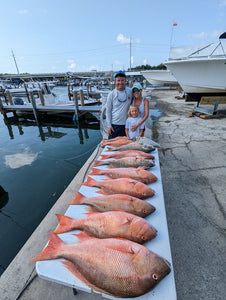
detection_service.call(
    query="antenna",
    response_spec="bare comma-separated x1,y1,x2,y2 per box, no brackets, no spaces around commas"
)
129,36,132,71
11,49,20,74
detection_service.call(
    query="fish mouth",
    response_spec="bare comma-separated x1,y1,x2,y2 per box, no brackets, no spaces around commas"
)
163,258,171,271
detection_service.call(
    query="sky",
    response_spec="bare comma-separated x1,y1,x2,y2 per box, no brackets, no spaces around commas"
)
0,0,225,74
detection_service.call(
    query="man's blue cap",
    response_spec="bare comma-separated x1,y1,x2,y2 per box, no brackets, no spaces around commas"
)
115,70,126,78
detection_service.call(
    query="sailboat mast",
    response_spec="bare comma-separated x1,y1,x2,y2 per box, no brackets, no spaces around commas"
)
11,49,20,74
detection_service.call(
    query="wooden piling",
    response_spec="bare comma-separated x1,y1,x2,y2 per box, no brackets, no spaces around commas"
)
73,89,79,124
29,90,39,124
6,90,13,105
79,89,85,106
38,89,45,106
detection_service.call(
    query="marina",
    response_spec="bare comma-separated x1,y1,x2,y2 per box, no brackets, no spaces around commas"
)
0,88,225,300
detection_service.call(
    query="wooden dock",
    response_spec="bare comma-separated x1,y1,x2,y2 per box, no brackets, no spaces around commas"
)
0,88,102,121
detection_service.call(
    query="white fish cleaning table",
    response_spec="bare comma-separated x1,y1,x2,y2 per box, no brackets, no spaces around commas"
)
36,146,177,299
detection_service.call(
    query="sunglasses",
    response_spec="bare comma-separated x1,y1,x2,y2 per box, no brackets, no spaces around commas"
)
133,89,140,93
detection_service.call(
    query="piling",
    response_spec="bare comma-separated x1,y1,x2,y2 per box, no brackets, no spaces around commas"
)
28,89,39,124
79,89,85,106
72,89,79,124
5,90,13,105
38,89,45,106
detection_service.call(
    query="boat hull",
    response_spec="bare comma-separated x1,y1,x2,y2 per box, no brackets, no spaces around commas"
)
141,70,178,86
165,57,226,94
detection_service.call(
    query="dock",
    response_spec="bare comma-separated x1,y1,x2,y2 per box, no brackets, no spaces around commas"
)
0,88,225,300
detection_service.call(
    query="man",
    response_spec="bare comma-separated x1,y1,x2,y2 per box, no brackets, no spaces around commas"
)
106,70,132,139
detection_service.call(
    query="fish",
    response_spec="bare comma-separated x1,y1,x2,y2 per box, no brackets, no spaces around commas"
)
100,150,155,160
93,156,155,168
69,191,156,217
54,211,157,243
134,136,161,148
31,232,171,298
82,176,155,199
90,167,158,184
101,138,133,148
107,141,155,153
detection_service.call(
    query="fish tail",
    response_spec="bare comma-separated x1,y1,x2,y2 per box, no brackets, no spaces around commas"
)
30,231,64,261
54,214,76,234
82,176,97,187
73,231,95,242
89,168,103,175
100,154,111,160
93,160,105,167
106,146,115,151
69,191,85,205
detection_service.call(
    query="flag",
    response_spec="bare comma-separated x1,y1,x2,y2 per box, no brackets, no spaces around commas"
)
173,22,177,26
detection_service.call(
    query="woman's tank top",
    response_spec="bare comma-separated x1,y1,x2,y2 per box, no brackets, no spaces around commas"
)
132,97,145,118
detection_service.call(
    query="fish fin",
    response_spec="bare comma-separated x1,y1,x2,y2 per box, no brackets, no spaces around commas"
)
62,261,114,296
100,154,111,160
92,160,104,167
54,214,77,234
72,231,95,241
68,191,85,205
82,176,96,187
105,241,136,255
106,146,115,151
30,231,64,261
96,189,109,195
89,167,103,175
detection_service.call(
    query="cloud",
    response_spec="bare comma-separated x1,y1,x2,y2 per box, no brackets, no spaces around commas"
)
143,59,148,65
219,0,226,6
191,30,223,39
18,9,29,14
117,34,130,44
67,59,76,69
4,150,39,169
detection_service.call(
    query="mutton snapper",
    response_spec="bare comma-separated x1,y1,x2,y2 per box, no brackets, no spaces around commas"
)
31,232,171,298
93,156,155,168
70,191,156,217
54,211,157,243
107,141,155,153
90,167,158,184
100,150,155,160
82,176,155,199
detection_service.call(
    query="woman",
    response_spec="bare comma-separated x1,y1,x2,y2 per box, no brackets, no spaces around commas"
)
131,82,149,137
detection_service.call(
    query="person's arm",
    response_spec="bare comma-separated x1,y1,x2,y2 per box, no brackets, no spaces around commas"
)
131,98,149,131
138,128,144,137
125,128,129,138
106,91,114,135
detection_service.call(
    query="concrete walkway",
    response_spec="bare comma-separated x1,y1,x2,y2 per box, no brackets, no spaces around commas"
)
0,89,225,300
152,89,226,300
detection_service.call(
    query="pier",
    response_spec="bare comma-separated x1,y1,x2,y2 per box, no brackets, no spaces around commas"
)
0,89,225,299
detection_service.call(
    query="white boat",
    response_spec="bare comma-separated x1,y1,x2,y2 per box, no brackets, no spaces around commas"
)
140,70,178,86
164,32,226,96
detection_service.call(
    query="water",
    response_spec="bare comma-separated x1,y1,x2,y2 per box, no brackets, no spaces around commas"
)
0,106,102,276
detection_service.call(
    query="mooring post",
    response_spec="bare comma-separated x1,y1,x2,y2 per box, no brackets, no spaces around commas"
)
29,89,39,124
37,89,45,106
5,90,13,105
79,89,84,106
73,88,79,124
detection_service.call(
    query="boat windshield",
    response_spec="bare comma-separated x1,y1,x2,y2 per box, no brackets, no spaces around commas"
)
169,40,226,60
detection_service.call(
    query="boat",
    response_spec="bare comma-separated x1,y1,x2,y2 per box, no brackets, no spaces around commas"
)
164,32,226,99
140,69,178,86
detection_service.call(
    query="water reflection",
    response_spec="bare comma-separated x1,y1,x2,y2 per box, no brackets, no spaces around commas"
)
2,112,100,144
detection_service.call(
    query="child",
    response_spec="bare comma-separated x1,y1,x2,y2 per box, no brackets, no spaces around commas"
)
125,104,144,139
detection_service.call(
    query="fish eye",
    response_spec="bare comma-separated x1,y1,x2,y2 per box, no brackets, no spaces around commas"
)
142,209,147,213
141,236,146,241
152,273,158,281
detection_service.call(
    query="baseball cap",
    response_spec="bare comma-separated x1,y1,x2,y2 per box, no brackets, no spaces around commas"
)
132,82,143,91
115,70,126,78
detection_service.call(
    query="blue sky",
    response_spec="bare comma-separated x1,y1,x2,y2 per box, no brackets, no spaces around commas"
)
0,0,225,74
